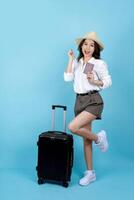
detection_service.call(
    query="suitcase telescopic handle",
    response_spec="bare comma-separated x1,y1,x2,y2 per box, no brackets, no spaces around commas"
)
52,105,67,133
52,105,67,110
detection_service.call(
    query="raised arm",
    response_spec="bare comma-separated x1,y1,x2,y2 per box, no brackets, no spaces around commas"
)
65,50,75,72
64,50,75,82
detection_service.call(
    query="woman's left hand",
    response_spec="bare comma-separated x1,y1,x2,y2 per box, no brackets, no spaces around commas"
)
87,72,95,84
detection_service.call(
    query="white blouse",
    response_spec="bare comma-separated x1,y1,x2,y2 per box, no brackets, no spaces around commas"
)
64,57,112,94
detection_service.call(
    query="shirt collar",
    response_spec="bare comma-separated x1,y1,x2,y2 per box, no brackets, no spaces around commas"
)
79,57,95,65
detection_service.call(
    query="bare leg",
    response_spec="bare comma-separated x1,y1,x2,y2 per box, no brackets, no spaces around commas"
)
68,111,98,143
83,123,93,170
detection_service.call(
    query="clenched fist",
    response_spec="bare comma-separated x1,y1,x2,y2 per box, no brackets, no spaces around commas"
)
68,49,75,60
87,72,95,84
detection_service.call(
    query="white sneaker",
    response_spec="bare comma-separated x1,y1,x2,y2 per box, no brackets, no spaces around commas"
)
79,170,96,186
96,130,108,152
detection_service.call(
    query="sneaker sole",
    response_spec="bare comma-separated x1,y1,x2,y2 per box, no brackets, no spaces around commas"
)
79,177,96,186
101,131,108,152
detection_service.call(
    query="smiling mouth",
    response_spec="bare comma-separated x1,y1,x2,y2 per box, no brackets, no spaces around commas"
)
84,51,90,54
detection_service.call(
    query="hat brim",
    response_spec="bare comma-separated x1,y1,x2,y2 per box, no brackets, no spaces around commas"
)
75,37,104,51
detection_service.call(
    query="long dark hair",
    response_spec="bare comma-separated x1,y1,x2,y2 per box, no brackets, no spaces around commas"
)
77,39,101,62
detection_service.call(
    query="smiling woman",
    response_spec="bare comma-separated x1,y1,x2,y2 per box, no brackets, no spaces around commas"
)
64,31,112,186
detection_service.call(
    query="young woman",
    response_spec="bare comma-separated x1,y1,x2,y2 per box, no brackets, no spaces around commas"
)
64,31,112,186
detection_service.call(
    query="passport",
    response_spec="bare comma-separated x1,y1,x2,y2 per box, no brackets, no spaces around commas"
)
83,63,94,74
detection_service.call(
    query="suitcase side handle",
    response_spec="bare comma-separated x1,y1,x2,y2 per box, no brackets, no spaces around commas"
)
52,105,67,133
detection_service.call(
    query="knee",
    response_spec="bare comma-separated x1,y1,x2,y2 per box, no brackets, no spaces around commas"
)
68,122,78,134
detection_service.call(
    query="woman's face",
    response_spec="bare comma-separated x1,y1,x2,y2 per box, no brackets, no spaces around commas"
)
82,39,95,58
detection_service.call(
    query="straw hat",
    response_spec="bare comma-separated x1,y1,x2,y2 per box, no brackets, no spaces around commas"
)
75,31,104,50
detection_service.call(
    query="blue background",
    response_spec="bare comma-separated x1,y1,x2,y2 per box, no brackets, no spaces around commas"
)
1,0,134,199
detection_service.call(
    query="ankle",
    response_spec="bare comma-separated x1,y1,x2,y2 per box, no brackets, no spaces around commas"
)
87,169,93,172
95,135,100,144
86,169,95,174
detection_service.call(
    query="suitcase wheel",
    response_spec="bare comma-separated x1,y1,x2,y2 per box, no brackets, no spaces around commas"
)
38,178,45,184
62,182,68,188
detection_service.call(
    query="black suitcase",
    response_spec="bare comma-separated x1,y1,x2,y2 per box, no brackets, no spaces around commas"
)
36,105,74,187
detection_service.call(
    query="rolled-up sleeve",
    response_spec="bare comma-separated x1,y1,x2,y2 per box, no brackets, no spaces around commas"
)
97,61,112,89
64,72,74,81
63,59,76,82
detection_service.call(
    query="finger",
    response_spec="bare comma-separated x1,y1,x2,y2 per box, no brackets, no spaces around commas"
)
87,74,92,77
87,76,91,79
70,49,74,54
87,72,92,75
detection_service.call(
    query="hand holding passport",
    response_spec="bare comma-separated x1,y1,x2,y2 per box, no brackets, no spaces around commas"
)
83,63,94,74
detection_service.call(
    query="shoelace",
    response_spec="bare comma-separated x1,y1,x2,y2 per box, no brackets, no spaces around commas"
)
84,170,94,176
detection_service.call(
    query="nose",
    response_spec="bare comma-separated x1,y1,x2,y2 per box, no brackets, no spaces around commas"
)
86,46,90,50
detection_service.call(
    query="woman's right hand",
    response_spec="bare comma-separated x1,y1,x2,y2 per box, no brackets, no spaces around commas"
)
68,49,75,60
